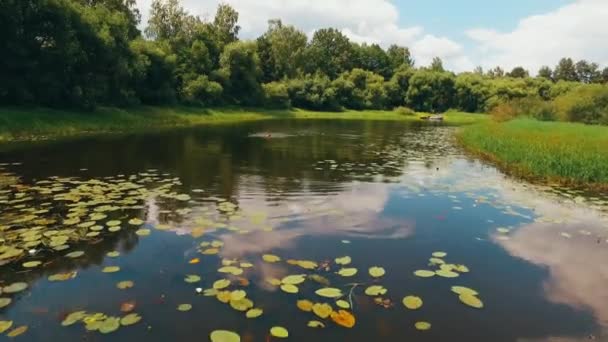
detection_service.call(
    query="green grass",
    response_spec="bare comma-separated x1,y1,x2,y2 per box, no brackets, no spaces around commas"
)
458,118,608,189
0,106,486,141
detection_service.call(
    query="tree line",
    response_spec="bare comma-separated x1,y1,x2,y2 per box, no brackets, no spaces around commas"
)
2,0,607,123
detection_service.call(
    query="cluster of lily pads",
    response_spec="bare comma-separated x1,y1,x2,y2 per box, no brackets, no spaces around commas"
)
0,282,29,337
61,311,142,334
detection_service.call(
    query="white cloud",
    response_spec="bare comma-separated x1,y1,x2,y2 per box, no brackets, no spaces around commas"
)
136,0,472,71
466,0,608,73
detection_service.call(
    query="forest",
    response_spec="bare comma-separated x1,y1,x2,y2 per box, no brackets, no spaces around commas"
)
2,0,608,125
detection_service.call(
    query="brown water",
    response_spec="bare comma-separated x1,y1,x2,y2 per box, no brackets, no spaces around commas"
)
0,119,607,342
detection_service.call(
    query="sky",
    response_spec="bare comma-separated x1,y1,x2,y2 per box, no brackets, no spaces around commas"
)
136,0,608,73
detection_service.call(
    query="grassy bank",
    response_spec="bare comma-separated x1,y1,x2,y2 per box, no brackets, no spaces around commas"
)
0,106,485,141
458,118,608,189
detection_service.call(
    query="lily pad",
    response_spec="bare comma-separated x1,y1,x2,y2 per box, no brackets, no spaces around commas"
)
280,284,299,294
135,229,150,236
218,266,243,276
128,218,144,225
245,308,263,318
451,286,479,296
0,321,13,334
107,251,120,258
435,269,459,278
177,304,192,312
402,296,423,310
432,251,447,258
48,271,77,282
65,251,85,258
230,290,247,301
369,266,385,278
210,330,241,342
61,311,86,326
459,294,484,309
415,321,431,331
335,256,351,265
297,300,313,312
120,313,141,326
184,275,201,283
307,320,325,328
229,298,253,311
312,303,333,319
0,298,12,308
270,326,289,338
99,317,120,334
281,275,306,285
337,268,358,277
336,299,350,309
7,325,28,337
315,288,343,298
262,254,281,263
414,270,436,278
213,279,231,290
330,310,356,328
3,282,28,294
116,281,134,289
364,285,387,296
22,261,42,268
102,266,120,273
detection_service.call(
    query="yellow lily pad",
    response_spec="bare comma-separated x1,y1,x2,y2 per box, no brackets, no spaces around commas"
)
3,282,28,294
369,266,385,278
297,299,313,312
451,286,479,296
414,270,436,278
335,256,351,265
230,290,247,301
281,274,306,285
7,325,28,337
337,268,358,277
262,254,281,263
202,248,219,255
0,321,13,334
245,308,263,318
270,326,289,338
102,266,120,273
315,288,343,298
364,285,387,296
120,313,141,326
415,321,431,331
336,300,350,309
312,303,333,319
459,294,484,309
65,251,85,258
280,284,299,294
106,251,120,258
435,269,459,278
402,296,423,310
230,298,253,311
135,229,150,236
177,304,192,312
128,218,144,225
116,280,134,289
22,261,42,268
210,330,241,342
432,251,447,258
184,275,201,283
99,317,120,334
213,279,231,290
218,266,243,276
307,320,325,328
0,298,12,308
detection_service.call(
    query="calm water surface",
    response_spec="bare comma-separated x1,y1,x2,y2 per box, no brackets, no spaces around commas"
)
0,119,607,342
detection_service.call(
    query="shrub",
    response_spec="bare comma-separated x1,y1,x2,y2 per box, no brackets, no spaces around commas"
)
553,84,608,124
490,96,556,122
181,75,223,105
394,106,415,116
262,81,291,108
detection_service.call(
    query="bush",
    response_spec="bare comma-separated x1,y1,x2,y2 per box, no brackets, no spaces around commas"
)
262,81,291,108
287,73,340,111
394,106,415,116
553,84,608,124
490,96,556,122
182,75,223,105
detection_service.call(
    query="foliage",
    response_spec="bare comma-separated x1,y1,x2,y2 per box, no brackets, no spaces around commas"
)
406,70,455,113
553,84,608,124
262,82,291,108
394,106,415,116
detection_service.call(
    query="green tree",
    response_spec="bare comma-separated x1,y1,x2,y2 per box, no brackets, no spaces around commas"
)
430,57,445,72
454,73,491,112
256,19,307,82
406,70,455,113
386,45,413,70
553,57,578,82
218,41,262,105
333,68,388,109
353,43,392,78
537,66,553,80
575,60,601,84
487,66,504,78
507,66,529,78
304,28,355,79
213,3,240,48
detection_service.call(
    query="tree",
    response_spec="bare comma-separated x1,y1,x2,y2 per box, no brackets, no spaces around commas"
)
406,70,455,113
213,3,240,48
386,45,413,70
473,66,484,75
256,19,307,82
304,28,355,79
553,58,578,82
146,0,191,41
332,69,388,109
81,0,141,38
487,66,504,78
575,60,601,83
537,66,553,80
455,73,491,112
602,67,608,84
218,41,262,105
353,43,392,78
430,57,444,72
507,66,529,78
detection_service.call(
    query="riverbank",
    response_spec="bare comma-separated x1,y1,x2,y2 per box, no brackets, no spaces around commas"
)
457,118,608,190
0,106,485,141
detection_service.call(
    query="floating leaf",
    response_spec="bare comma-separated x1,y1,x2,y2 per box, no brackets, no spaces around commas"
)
315,288,343,298
210,330,241,342
48,271,77,282
309,274,330,286
335,256,351,265
291,260,318,269
281,275,306,285
369,266,385,278
451,286,479,296
496,228,510,234
3,282,28,294
364,285,387,296
120,313,141,326
245,308,263,318
0,321,13,334
415,321,431,331
213,279,231,290
99,317,120,334
7,325,28,337
188,258,200,264
128,218,144,225
184,275,201,283
216,291,232,303
61,311,86,326
218,266,243,276
102,266,120,273
312,303,333,319
65,251,85,258
330,310,356,328
177,304,192,312
22,261,42,268
116,281,134,289
270,326,288,338
106,220,121,227
307,320,325,328
229,298,253,311
230,290,247,301
337,268,357,277
435,269,459,278
414,270,435,278
454,264,470,273
202,248,219,255
135,229,150,236
280,284,299,294
0,298,12,308
262,254,280,263
429,258,445,265
106,251,120,258
297,300,313,312
458,294,484,309
432,251,447,258
402,296,423,310
336,300,350,309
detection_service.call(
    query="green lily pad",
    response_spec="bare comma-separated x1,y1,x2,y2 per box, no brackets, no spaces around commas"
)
210,330,241,342
415,321,431,331
120,313,141,326
184,275,201,283
364,285,387,296
116,281,134,289
135,229,150,236
435,269,459,278
61,311,87,326
107,251,120,258
315,288,343,298
270,326,289,338
102,266,120,273
177,304,192,312
65,251,85,258
245,308,263,318
402,296,423,310
432,251,447,258
213,279,231,290
459,294,484,309
0,321,13,334
22,261,42,268
369,266,385,278
414,270,436,278
99,317,120,334
337,268,358,277
0,298,12,308
3,282,28,294
335,256,351,265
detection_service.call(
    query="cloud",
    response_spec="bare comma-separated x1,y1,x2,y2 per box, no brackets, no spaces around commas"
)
135,0,473,71
466,0,608,73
